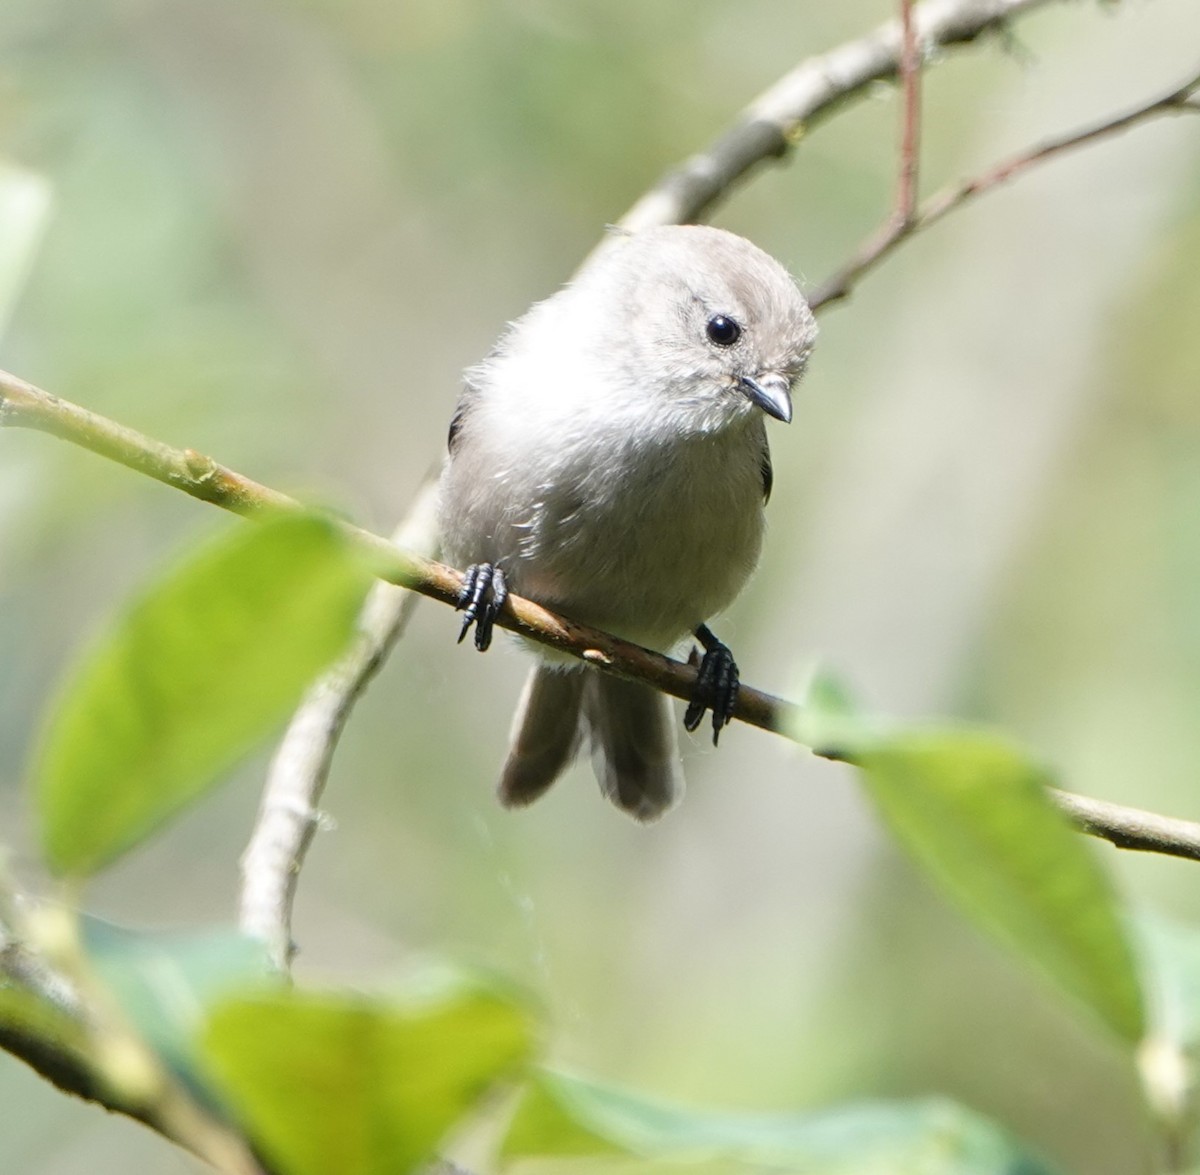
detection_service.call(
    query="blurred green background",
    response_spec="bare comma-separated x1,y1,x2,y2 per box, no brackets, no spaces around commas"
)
2,0,1199,1171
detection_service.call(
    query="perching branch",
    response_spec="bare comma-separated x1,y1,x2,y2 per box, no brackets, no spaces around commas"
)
616,0,1061,233
0,368,802,728
809,65,1200,310
6,368,1200,862
238,481,441,972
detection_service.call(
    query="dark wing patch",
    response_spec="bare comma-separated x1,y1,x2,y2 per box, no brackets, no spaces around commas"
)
760,443,774,503
447,400,467,452
447,377,482,454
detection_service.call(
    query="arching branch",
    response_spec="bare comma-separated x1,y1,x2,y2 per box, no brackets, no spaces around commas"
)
617,0,1062,232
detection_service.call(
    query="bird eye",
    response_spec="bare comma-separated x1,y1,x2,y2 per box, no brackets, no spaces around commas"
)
706,315,741,347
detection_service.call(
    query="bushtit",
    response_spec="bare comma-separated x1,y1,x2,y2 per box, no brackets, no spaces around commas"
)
438,224,816,820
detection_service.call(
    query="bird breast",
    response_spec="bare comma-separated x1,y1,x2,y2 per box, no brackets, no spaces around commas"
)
440,406,769,653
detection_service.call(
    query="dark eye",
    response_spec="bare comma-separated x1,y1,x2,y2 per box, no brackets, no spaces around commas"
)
706,314,742,347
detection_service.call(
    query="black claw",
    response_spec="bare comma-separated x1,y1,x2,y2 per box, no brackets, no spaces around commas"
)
455,563,508,652
455,565,481,642
683,624,740,746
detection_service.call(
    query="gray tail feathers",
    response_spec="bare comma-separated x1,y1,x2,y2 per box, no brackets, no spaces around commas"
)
583,674,683,821
498,666,683,822
498,666,586,809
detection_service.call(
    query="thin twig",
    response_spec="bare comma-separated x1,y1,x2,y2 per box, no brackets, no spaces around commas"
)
617,0,1061,233
896,0,923,227
6,370,1200,862
238,480,441,971
810,65,1200,311
1050,791,1200,861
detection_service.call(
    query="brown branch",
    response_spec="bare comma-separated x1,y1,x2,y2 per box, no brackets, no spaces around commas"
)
809,65,1200,311
617,0,1062,232
6,368,1200,862
0,368,801,731
1050,791,1200,862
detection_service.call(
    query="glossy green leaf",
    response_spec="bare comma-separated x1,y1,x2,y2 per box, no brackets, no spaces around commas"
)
36,513,373,876
201,983,533,1175
502,1069,1060,1173
856,729,1145,1044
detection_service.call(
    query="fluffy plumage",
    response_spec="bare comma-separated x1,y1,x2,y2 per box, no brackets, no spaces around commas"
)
438,225,816,820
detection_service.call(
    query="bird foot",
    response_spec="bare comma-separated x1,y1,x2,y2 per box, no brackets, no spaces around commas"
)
683,627,739,745
456,563,508,652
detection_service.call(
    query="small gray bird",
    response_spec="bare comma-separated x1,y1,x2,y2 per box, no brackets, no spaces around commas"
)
438,224,817,820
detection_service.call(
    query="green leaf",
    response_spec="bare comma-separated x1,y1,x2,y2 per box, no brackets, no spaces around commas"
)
201,982,533,1175
792,668,892,758
502,1069,1060,1174
81,918,276,1099
856,728,1145,1044
35,513,373,876
793,699,1146,1043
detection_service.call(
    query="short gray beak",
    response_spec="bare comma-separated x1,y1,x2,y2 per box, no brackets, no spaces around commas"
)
739,373,793,424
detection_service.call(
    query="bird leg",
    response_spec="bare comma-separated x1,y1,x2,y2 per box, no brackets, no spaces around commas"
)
455,563,509,652
683,623,739,745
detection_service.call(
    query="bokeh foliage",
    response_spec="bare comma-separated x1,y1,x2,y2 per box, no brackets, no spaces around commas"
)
2,1,1200,1172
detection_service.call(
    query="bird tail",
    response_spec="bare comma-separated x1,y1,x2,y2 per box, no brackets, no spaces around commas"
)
583,674,683,821
498,666,586,809
497,666,683,821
